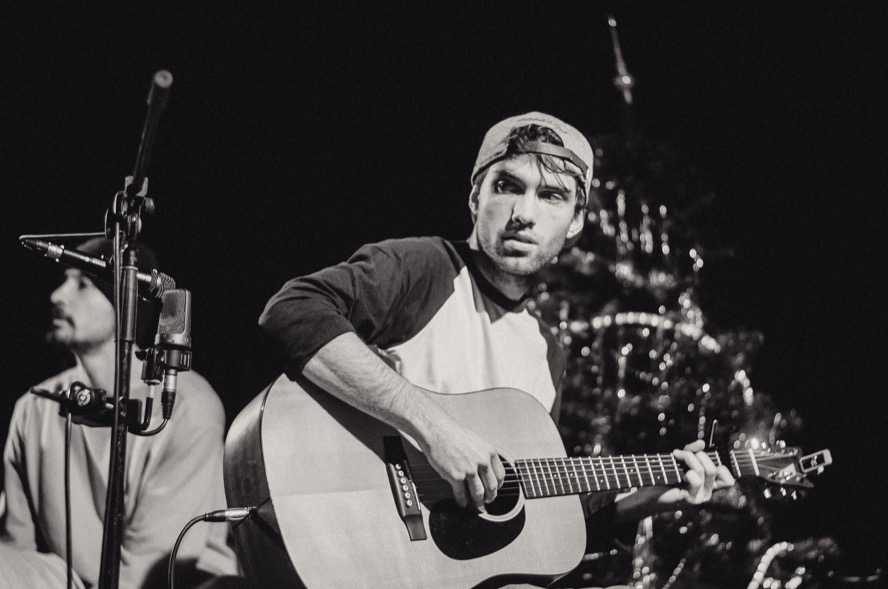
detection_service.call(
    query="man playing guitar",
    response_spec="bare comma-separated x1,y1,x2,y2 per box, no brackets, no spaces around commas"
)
256,112,735,588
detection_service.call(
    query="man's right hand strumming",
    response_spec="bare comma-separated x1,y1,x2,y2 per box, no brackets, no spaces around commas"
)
302,331,505,511
412,408,506,511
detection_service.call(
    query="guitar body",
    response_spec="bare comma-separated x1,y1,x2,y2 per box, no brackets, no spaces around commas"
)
224,375,586,588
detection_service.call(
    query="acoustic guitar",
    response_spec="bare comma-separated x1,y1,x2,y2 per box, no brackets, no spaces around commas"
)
223,375,830,589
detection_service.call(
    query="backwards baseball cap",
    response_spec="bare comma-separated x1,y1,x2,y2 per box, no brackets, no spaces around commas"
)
471,111,595,200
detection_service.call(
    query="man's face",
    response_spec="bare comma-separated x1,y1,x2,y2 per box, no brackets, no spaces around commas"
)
47,269,116,352
470,154,584,278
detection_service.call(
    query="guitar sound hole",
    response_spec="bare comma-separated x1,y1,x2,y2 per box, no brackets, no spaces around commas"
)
484,470,520,517
427,459,525,560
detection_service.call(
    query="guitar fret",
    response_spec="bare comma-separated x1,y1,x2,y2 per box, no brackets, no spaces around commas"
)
658,454,668,485
599,458,609,490
567,458,577,494
619,456,627,488
558,458,570,495
565,459,575,494
530,459,541,497
554,459,564,495
581,458,598,491
543,459,558,495
542,459,555,496
570,458,584,493
630,455,643,487
541,458,552,496
643,455,656,485
582,458,595,492
585,458,596,490
747,449,760,477
670,454,681,485
541,459,554,497
531,459,545,497
552,459,561,495
532,460,542,498
608,456,620,488
519,460,538,499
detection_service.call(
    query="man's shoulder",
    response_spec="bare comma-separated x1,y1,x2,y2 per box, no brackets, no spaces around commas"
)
6,366,81,434
173,369,223,403
175,369,218,397
169,370,226,424
357,236,457,258
14,366,82,409
353,236,466,274
29,365,82,391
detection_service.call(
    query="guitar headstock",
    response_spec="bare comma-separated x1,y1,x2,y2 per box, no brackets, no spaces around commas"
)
726,446,832,498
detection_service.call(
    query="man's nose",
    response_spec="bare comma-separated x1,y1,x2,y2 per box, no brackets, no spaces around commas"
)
510,191,537,225
50,280,72,305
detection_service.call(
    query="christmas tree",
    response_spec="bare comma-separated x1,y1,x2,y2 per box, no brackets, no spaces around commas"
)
536,17,840,588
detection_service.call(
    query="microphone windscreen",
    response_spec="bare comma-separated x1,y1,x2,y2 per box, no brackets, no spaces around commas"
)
157,289,192,349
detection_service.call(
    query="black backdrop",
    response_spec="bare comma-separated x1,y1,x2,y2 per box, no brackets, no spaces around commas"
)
3,1,886,576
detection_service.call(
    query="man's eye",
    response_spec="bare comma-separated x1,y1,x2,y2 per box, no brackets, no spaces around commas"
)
541,191,566,201
493,180,516,193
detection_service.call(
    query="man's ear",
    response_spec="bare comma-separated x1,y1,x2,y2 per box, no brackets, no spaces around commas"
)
565,207,585,241
468,184,480,222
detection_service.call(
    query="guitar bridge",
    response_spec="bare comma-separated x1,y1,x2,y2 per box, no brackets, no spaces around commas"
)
384,436,427,541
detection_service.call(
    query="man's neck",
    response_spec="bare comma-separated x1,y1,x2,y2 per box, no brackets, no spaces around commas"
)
74,339,119,393
465,237,534,302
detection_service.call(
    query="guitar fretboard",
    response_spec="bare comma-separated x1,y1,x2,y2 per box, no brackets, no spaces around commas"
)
514,453,721,499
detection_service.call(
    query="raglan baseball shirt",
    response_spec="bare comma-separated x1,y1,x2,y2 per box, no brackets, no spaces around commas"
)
259,236,622,556
259,237,566,416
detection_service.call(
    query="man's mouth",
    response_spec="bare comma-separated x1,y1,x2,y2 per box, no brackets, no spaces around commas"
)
51,309,71,323
503,233,536,245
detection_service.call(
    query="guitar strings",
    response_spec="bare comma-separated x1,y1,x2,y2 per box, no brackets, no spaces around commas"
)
403,453,773,477
399,452,786,499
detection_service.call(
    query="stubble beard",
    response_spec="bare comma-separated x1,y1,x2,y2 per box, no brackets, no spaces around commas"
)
46,323,72,347
46,322,113,356
476,231,564,295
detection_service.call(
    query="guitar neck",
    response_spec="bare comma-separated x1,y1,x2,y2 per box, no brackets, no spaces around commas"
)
515,450,733,498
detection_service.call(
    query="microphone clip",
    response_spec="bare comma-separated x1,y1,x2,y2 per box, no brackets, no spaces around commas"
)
138,345,193,384
31,382,116,427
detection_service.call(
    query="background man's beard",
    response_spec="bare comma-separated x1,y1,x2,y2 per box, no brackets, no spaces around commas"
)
46,327,112,355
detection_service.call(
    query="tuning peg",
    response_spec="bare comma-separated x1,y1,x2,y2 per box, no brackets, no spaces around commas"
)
763,488,772,499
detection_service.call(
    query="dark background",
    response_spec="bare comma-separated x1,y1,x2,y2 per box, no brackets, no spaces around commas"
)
3,0,886,578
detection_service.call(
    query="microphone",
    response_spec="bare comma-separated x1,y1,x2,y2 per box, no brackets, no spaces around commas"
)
20,237,175,299
155,289,192,419
128,70,173,200
147,70,173,112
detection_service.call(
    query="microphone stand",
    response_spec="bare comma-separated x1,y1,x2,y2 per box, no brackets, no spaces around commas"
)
98,70,172,589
